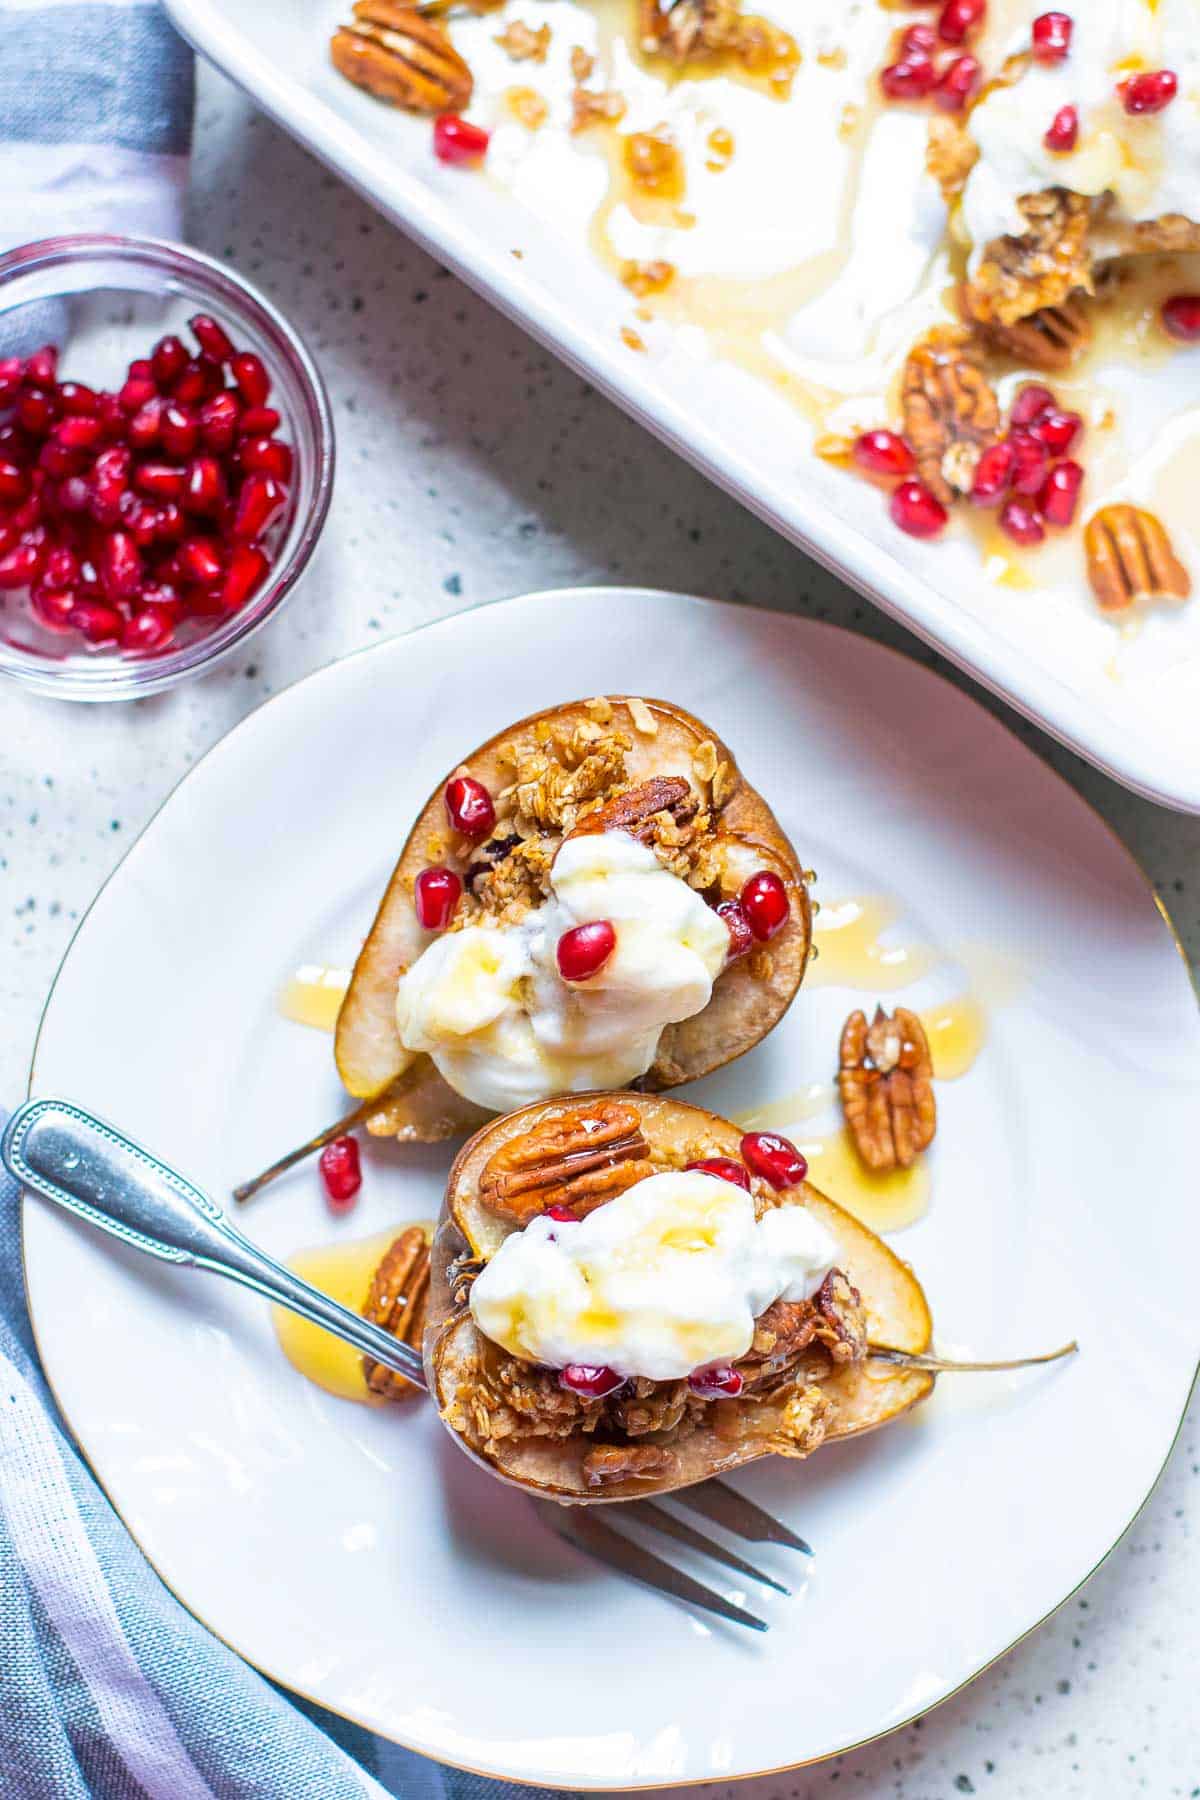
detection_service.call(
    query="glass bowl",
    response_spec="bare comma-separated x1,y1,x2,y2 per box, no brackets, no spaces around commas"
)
0,235,334,700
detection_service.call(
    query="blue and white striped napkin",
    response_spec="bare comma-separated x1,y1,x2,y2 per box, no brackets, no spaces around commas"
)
0,1124,560,1797
0,0,195,250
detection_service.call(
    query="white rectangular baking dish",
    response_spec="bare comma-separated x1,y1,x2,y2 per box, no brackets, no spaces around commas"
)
165,0,1200,810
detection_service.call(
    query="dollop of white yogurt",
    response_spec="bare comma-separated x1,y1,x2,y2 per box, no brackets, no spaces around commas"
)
395,830,730,1111
469,1168,838,1381
961,0,1200,260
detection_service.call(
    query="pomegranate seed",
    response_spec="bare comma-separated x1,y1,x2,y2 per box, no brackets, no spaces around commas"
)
1039,459,1084,528
937,0,984,43
159,403,198,458
716,897,754,961
1010,383,1055,427
50,415,100,453
543,1203,578,1224
1120,70,1177,114
178,537,224,585
57,381,98,416
198,392,241,451
43,545,79,590
853,429,915,478
231,352,271,407
559,1364,626,1400
934,54,981,111
119,375,158,413
433,113,491,164
127,500,162,546
232,472,285,540
184,455,227,517
0,459,28,505
134,461,187,500
0,356,23,402
17,390,56,436
10,494,42,532
685,1158,751,1191
120,603,176,652
1044,104,1078,151
899,22,937,54
970,439,1015,505
31,587,77,631
414,865,463,930
24,345,58,388
151,335,189,387
319,1135,362,1210
58,475,90,514
1031,408,1082,455
739,869,790,941
687,1364,744,1400
1162,294,1200,342
1009,429,1050,496
1031,11,1072,63
69,598,123,644
220,541,269,610
153,501,186,543
170,362,205,406
880,56,936,100
238,435,293,481
100,530,142,601
138,582,180,611
557,919,617,982
237,406,281,437
96,393,127,441
740,1131,808,1189
189,313,235,363
444,774,495,839
128,398,164,450
39,439,88,480
890,479,948,537
0,541,45,589
999,498,1046,546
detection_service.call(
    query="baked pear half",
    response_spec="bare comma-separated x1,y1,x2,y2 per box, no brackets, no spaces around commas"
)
424,1092,934,1503
334,697,812,1144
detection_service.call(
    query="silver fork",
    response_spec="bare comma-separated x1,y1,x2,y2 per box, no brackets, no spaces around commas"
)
2,1097,808,1630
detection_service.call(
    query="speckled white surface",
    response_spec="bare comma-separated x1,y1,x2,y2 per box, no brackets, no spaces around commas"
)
2,64,1199,1800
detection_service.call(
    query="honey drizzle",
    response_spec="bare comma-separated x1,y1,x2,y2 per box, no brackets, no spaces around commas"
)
278,965,350,1033
274,1225,429,1402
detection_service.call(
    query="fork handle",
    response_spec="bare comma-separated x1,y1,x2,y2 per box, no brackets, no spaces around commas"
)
3,1098,427,1389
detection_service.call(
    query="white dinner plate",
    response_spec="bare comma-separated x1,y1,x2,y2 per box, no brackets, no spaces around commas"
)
24,590,1200,1788
165,0,1200,811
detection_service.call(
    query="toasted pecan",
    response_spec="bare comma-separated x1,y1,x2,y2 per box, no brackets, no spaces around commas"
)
964,189,1093,329
582,1442,679,1487
839,1006,936,1172
1084,506,1192,613
361,1226,431,1399
478,1100,654,1225
965,290,1092,372
568,776,696,840
901,328,1001,505
330,2,472,113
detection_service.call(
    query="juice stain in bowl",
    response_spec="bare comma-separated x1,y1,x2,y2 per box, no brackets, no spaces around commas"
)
273,1225,427,1401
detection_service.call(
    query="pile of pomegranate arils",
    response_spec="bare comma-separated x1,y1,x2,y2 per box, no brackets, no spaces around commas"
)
853,380,1085,547
0,315,293,656
879,0,992,114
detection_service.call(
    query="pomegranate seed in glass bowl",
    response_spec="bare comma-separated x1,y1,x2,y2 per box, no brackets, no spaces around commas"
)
0,235,333,701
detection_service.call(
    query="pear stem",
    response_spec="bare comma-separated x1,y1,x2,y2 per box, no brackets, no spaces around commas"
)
868,1340,1078,1374
232,1068,420,1204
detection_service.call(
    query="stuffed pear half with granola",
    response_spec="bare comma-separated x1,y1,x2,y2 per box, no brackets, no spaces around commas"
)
424,1093,935,1502
334,697,812,1143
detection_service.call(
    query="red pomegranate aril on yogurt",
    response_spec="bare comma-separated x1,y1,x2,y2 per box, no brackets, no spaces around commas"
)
544,1204,578,1223
319,1135,362,1210
740,1131,808,1189
716,897,755,961
414,865,463,931
853,429,915,479
685,1157,751,1191
890,479,948,537
880,55,936,100
444,774,495,839
219,542,270,610
937,0,985,45
232,471,285,540
970,439,1015,505
559,1363,626,1400
999,498,1046,546
1031,408,1083,455
557,919,617,982
433,113,491,163
934,55,981,112
189,313,236,364
1009,429,1050,496
230,351,271,407
1162,294,1200,341
739,869,790,941
899,22,937,55
1031,11,1072,63
1044,104,1078,152
1120,70,1177,114
687,1364,745,1400
1039,459,1084,527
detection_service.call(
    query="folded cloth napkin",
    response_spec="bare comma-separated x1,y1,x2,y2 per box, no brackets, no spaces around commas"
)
0,1120,560,1798
0,0,194,252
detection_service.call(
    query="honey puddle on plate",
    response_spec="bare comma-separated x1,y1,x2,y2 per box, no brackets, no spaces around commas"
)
808,896,937,990
273,1226,410,1402
278,965,350,1032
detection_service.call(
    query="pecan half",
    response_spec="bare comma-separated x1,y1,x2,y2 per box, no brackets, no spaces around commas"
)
966,292,1092,372
478,1100,654,1225
964,189,1093,329
330,2,472,113
901,328,1001,505
569,776,696,840
639,0,742,61
582,1442,679,1488
1084,506,1192,613
361,1226,430,1399
838,1006,936,1172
